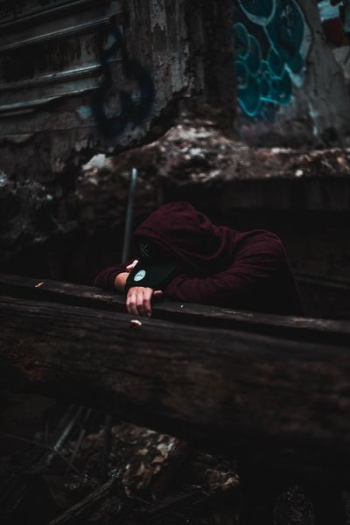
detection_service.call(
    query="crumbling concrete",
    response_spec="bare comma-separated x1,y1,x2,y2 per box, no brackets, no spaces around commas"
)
1,119,350,283
1,0,350,285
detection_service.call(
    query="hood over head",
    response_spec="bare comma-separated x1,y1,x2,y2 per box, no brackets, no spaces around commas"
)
133,202,236,276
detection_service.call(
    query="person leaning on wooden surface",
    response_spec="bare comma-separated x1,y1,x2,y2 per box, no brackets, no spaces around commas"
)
94,202,303,318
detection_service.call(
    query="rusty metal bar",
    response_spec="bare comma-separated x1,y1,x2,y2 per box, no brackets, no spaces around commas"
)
0,64,102,93
0,17,112,53
122,168,138,263
0,0,115,32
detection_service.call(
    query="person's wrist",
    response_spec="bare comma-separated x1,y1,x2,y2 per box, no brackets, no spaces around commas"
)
114,272,129,293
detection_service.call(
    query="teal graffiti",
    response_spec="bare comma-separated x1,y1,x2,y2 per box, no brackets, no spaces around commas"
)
234,0,312,118
238,0,275,25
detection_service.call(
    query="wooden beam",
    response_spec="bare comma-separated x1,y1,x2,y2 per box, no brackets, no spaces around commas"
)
1,293,350,468
1,273,350,345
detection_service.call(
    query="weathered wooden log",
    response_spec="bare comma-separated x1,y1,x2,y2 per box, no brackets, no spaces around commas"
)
296,272,350,320
1,273,350,345
1,293,350,469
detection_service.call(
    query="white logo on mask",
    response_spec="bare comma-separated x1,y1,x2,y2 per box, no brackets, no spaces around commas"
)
134,269,146,282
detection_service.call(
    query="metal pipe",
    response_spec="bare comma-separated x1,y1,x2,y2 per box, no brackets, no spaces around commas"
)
121,167,138,263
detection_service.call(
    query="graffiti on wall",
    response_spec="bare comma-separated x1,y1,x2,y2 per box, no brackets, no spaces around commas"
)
91,24,155,139
233,0,312,119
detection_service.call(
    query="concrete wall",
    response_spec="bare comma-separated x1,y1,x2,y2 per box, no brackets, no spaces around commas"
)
1,0,350,289
0,0,236,274
234,0,350,147
0,0,235,177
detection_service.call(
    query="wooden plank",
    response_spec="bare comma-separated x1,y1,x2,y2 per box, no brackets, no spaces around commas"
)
1,294,350,467
296,271,350,320
1,273,350,345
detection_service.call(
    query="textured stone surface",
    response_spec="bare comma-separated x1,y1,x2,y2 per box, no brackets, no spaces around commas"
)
1,119,350,284
1,1,350,285
0,0,236,171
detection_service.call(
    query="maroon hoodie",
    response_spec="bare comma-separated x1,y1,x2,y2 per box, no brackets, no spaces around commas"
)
94,202,303,315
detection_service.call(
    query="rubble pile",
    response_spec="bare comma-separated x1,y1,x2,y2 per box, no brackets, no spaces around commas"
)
1,119,350,284
0,400,241,525
1,394,347,524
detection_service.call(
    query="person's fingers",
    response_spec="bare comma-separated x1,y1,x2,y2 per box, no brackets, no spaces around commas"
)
126,259,139,272
143,288,153,317
153,290,164,297
132,289,142,316
126,289,132,314
135,288,152,317
136,289,146,316
127,287,157,317
127,288,138,315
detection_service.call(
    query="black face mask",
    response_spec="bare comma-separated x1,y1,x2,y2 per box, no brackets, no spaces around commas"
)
125,239,178,291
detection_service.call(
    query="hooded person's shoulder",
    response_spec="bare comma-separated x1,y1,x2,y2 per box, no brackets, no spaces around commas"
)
232,229,287,261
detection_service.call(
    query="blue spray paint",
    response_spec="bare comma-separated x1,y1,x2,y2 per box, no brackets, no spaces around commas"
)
234,0,312,119
92,24,155,139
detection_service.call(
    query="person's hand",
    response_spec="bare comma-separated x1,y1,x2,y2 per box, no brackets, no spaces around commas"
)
113,260,139,293
126,259,138,272
126,286,163,317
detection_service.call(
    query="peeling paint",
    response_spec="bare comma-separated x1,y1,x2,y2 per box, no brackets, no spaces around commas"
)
150,0,168,32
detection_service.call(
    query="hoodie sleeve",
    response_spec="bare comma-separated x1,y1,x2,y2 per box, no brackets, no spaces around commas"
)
164,235,301,314
93,261,131,291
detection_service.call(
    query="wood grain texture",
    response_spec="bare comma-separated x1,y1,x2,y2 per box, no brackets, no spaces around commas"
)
1,292,350,467
1,273,350,344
